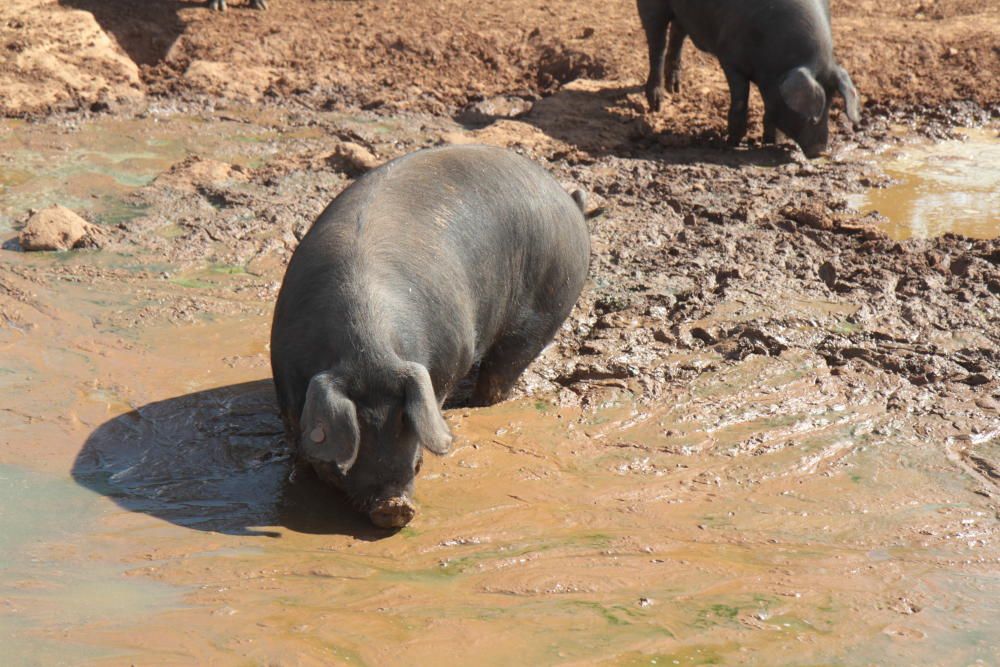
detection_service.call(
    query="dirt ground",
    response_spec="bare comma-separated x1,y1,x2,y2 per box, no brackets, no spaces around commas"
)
2,0,999,118
0,0,998,664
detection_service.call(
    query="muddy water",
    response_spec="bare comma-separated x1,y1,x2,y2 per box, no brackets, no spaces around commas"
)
4,258,998,666
0,112,320,232
1,115,999,666
850,128,1000,240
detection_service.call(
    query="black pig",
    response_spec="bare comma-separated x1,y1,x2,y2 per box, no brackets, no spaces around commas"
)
637,0,861,157
270,145,591,528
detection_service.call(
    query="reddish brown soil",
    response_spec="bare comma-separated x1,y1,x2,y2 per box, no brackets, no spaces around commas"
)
2,0,997,409
2,0,998,120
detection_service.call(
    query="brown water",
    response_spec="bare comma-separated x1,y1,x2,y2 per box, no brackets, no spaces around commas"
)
850,128,1000,240
0,111,320,232
1,115,998,665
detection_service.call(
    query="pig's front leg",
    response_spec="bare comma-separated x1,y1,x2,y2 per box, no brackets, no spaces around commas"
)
722,66,750,146
664,22,686,93
762,110,778,145
637,0,671,112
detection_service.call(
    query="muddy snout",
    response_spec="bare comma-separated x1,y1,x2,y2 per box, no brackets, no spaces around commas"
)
369,495,416,529
802,143,828,159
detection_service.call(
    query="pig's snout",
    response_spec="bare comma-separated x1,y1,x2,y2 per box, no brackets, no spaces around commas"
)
369,495,416,529
801,142,828,160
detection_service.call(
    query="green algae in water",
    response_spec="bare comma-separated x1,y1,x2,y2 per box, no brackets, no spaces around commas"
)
209,263,247,275
380,532,615,583
609,645,734,666
0,113,315,233
91,199,150,226
156,222,187,239
692,603,740,629
171,277,215,289
0,168,32,188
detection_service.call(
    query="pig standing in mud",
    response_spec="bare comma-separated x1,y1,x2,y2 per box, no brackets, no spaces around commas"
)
637,0,861,157
271,145,591,529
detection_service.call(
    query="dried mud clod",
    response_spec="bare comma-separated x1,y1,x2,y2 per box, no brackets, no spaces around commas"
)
326,141,382,176
153,156,249,192
17,205,106,251
534,43,609,94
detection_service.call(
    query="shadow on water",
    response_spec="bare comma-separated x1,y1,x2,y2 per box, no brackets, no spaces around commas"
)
71,379,391,541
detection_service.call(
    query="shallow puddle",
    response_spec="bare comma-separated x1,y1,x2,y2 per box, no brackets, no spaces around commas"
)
2,280,997,665
0,112,320,232
850,127,1000,240
0,465,185,665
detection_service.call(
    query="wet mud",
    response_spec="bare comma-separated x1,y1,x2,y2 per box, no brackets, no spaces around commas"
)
1,0,999,664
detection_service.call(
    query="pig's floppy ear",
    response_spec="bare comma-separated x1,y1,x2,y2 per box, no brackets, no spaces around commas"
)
833,65,861,126
403,363,453,455
299,372,360,474
779,67,826,123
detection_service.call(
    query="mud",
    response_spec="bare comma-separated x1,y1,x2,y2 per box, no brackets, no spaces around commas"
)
1,0,999,664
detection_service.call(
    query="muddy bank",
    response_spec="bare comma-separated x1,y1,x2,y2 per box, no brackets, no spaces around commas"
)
6,92,996,406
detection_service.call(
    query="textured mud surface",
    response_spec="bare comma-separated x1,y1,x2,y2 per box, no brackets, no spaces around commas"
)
1,0,998,664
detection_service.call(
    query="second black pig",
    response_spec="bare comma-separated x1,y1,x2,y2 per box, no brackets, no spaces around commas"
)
637,0,861,158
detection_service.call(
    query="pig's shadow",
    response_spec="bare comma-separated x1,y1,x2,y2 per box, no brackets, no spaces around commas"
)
71,379,389,540
60,0,270,69
59,0,195,68
463,81,795,167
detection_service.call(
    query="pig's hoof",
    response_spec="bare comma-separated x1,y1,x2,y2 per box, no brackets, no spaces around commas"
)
251,0,268,9
645,83,664,113
369,497,416,529
666,72,681,94
207,0,226,10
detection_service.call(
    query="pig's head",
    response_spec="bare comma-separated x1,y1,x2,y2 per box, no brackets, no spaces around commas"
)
765,64,861,158
297,363,452,529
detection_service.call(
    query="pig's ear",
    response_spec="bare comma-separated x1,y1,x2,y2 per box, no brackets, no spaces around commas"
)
833,65,861,125
299,372,360,474
779,67,826,123
403,363,453,455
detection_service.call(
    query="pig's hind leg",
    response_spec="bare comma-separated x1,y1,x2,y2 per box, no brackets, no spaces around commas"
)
722,66,751,146
665,22,686,93
637,0,673,112
470,322,559,407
